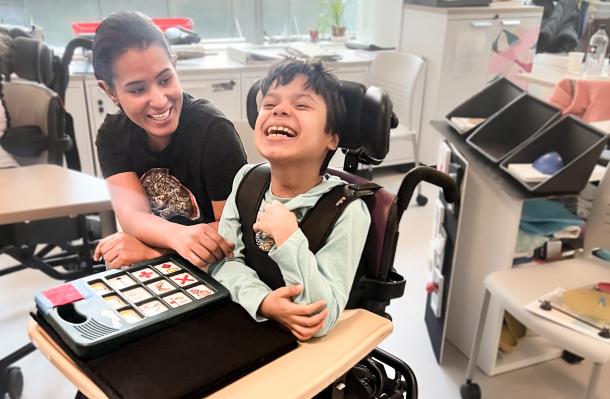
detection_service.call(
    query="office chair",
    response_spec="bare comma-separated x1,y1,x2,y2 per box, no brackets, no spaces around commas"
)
367,51,428,206
247,79,458,398
0,33,97,399
461,168,610,399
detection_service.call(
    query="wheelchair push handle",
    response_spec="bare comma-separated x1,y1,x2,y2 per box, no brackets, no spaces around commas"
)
396,166,459,219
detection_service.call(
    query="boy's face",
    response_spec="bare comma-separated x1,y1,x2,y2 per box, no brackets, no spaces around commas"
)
254,74,339,170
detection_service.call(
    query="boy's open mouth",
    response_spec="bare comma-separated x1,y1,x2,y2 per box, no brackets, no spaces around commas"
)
265,125,297,138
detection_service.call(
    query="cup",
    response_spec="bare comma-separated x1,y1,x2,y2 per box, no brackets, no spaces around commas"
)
567,51,585,75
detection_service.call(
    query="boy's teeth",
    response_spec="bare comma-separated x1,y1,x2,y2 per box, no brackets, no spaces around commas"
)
150,109,170,120
267,125,295,136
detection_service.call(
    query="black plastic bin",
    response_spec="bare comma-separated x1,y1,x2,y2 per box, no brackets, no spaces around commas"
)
466,94,561,163
446,77,523,137
500,115,608,195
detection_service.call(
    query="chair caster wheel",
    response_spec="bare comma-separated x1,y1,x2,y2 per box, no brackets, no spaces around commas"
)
2,366,24,399
460,381,481,399
416,194,428,206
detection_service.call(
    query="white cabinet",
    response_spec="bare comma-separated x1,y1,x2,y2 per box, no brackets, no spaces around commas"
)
400,3,543,166
84,77,119,176
64,77,95,176
432,123,564,376
178,70,241,121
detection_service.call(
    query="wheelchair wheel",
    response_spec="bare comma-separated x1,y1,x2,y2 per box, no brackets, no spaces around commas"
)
459,381,481,399
1,366,24,399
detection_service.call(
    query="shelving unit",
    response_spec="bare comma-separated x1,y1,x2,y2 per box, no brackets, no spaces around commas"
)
427,121,566,376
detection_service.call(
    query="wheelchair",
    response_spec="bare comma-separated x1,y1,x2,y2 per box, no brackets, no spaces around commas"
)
0,30,98,399
245,79,459,399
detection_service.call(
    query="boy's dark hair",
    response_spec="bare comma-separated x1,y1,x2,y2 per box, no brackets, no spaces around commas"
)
92,11,172,89
260,58,347,174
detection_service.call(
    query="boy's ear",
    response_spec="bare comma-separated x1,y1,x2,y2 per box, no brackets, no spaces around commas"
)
97,80,119,105
328,132,340,151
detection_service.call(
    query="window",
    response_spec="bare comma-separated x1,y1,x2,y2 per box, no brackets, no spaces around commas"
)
0,0,359,47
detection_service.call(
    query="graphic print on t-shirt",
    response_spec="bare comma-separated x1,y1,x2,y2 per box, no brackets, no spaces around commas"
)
140,168,200,221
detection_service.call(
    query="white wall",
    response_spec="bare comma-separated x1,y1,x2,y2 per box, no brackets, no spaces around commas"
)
356,0,403,48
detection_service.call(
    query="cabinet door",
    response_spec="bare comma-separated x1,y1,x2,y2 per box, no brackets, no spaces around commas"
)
85,79,119,177
487,16,542,82
180,74,241,121
65,78,96,175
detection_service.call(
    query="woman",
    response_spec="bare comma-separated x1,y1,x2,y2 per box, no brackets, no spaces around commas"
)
92,11,247,269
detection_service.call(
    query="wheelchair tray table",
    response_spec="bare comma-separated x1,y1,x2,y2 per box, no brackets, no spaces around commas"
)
29,308,393,398
35,255,229,358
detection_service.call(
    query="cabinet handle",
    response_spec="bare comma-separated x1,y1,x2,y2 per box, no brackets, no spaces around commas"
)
471,21,492,28
211,80,236,92
501,20,521,26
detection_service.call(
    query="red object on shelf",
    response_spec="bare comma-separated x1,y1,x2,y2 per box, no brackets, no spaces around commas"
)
71,17,193,36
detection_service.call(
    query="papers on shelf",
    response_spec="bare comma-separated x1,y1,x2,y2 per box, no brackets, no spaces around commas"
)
449,117,485,134
507,163,551,183
508,163,606,184
525,286,610,343
227,44,282,64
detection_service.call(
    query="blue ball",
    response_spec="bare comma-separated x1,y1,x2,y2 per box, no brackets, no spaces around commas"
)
533,151,564,175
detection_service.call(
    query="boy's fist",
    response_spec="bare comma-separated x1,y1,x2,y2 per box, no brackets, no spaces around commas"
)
253,200,298,247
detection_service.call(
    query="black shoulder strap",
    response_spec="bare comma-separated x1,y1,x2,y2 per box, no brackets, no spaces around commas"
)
236,163,380,290
300,181,380,253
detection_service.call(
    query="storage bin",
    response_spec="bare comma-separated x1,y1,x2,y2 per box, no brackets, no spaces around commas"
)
466,94,561,163
500,115,608,195
446,78,523,137
72,18,193,36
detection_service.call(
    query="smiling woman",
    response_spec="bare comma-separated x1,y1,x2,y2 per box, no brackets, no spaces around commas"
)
91,11,247,270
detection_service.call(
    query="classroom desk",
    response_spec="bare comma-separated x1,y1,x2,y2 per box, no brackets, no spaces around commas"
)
28,308,393,399
0,164,114,236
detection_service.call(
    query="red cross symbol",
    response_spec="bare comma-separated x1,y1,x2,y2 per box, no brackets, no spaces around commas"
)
138,270,153,279
175,275,195,285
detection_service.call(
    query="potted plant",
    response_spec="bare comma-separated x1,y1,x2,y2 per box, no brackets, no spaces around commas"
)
318,0,347,39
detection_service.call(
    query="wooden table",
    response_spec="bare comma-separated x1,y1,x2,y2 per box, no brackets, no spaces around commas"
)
28,309,393,399
0,164,114,235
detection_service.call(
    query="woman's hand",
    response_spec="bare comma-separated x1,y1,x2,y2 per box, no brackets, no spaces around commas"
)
259,284,329,341
94,232,163,269
168,223,234,269
253,200,298,247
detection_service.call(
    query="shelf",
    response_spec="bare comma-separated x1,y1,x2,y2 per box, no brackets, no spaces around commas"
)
491,333,563,376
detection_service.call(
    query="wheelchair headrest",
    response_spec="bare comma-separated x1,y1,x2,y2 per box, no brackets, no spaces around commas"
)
246,79,397,165
0,29,55,86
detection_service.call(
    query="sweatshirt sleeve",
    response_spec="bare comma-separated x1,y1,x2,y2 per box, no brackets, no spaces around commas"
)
268,199,371,337
208,165,273,321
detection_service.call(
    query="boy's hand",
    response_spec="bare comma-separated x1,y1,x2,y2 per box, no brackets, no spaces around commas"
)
253,200,298,247
259,284,329,341
94,232,162,269
168,224,234,269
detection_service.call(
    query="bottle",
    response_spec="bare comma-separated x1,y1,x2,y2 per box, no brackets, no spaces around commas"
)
583,25,609,78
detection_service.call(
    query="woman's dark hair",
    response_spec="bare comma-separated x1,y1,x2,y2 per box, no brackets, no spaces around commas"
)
260,58,347,174
92,11,172,89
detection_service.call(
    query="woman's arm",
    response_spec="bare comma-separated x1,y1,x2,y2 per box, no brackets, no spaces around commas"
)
104,171,233,268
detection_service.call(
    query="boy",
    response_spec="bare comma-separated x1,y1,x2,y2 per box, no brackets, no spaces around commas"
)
209,59,370,340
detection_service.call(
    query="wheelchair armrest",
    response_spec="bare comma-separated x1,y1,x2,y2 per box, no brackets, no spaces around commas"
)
396,166,459,220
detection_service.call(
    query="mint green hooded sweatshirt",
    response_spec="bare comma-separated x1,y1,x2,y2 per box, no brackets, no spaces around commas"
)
210,164,371,337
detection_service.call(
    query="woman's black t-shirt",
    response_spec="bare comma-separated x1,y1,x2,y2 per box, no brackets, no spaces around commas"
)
96,93,247,225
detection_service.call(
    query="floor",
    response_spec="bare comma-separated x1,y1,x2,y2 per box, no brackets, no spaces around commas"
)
1,167,609,399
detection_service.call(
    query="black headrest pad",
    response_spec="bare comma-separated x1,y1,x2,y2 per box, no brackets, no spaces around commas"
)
246,79,392,163
12,37,54,85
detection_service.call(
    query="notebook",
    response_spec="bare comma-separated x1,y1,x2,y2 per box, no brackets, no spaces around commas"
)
32,301,298,399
